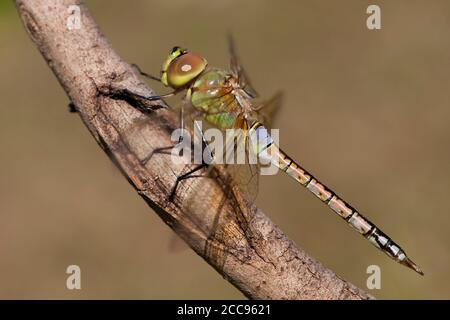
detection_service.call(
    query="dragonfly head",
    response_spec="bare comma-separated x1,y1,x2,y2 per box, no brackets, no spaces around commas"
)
161,46,208,89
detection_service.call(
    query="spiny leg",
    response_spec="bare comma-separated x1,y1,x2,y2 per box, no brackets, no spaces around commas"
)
117,62,177,112
140,103,190,165
107,87,172,114
169,119,216,201
169,163,209,201
140,146,175,166
120,88,177,102
131,63,162,82
178,100,187,144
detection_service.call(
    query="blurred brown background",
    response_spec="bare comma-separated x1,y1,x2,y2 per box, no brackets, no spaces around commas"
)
0,0,449,299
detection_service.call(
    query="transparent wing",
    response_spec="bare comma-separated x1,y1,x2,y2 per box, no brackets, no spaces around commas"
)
254,91,284,129
228,34,259,98
195,90,238,115
183,109,260,205
222,115,260,204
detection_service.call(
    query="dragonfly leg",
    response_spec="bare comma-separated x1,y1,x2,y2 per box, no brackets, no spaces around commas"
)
143,98,198,165
179,102,185,143
169,163,209,201
142,100,187,162
131,63,161,82
122,88,177,101
140,145,175,166
141,105,185,165
107,87,173,114
169,120,215,201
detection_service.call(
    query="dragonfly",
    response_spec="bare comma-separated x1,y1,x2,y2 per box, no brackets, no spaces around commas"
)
130,37,424,276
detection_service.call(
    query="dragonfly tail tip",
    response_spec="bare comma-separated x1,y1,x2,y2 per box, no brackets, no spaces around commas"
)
402,257,424,276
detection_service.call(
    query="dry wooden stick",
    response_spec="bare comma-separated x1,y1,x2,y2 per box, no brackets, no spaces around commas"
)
15,0,373,300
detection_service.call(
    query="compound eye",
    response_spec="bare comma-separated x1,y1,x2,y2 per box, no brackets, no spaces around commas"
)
170,46,187,56
166,52,207,88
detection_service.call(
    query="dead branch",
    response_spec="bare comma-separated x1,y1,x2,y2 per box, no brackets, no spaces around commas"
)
15,0,373,300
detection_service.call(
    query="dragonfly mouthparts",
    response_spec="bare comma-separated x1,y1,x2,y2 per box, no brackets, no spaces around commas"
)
401,257,424,276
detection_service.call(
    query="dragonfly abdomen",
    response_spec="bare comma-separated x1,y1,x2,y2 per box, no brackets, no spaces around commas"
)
248,122,423,275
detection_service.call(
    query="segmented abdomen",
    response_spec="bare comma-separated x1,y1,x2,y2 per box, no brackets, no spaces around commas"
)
249,123,408,263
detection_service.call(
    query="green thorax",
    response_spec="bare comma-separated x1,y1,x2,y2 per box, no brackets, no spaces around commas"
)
189,69,238,129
